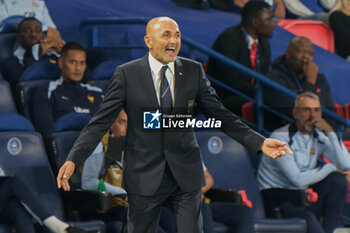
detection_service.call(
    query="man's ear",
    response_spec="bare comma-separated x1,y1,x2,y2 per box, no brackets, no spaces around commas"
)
144,35,151,49
251,15,259,29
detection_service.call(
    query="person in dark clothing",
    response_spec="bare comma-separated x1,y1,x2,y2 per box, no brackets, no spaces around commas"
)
328,0,350,61
207,1,275,114
264,36,337,130
0,173,95,233
0,17,65,89
32,42,103,136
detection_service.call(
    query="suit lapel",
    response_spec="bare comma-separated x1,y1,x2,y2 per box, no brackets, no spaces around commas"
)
174,57,185,109
137,54,160,108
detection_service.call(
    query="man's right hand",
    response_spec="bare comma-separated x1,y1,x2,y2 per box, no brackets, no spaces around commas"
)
57,161,75,191
303,57,318,85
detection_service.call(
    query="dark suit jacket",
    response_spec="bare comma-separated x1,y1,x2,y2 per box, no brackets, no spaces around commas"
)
207,25,271,113
67,54,265,195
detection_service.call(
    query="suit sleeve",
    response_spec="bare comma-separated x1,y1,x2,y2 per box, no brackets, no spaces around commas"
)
196,64,265,154
67,67,126,167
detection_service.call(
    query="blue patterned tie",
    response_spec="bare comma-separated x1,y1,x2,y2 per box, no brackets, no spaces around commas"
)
160,65,172,114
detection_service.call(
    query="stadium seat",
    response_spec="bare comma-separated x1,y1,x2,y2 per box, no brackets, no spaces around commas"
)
46,131,81,176
335,102,345,119
277,19,334,53
241,101,254,123
0,33,16,62
90,79,110,93
91,59,124,80
0,113,34,131
345,102,350,120
343,141,350,151
0,129,105,232
46,131,124,233
20,58,61,82
196,129,306,233
15,80,49,120
51,113,92,134
0,15,25,33
0,80,17,115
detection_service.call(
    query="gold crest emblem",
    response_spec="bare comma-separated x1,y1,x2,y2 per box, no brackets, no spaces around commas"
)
87,94,95,103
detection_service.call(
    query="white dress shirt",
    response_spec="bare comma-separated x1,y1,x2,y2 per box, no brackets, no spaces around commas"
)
148,53,175,106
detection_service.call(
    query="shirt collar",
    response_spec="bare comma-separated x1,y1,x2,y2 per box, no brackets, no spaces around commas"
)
241,27,259,50
13,43,40,65
247,34,258,50
148,53,175,76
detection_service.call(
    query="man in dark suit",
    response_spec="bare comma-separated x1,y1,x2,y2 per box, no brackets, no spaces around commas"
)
57,16,292,233
207,1,275,114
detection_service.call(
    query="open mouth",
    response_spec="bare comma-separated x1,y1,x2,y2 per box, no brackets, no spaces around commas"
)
165,46,176,55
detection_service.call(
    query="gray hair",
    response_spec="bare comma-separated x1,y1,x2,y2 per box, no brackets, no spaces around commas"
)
294,92,320,107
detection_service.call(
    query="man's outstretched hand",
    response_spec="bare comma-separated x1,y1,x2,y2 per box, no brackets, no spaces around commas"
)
57,161,75,191
261,138,293,159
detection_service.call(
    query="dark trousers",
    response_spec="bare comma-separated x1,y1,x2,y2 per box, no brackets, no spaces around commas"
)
202,202,255,233
0,176,51,233
127,166,203,233
262,172,347,233
309,172,347,233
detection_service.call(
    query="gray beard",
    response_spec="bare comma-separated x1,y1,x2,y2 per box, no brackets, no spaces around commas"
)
298,119,314,133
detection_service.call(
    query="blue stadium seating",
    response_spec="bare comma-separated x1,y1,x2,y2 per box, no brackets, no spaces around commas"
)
0,81,17,115
196,129,306,232
91,59,123,80
0,15,25,33
0,16,22,63
46,131,81,176
90,79,110,93
16,80,49,121
51,113,92,134
46,131,124,233
0,128,105,232
20,59,61,82
0,113,34,131
0,33,16,62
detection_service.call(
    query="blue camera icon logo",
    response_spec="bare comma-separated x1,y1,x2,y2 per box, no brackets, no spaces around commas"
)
143,110,162,129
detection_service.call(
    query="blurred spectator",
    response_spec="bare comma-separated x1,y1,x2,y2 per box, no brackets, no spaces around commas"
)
82,109,128,197
171,0,285,19
82,109,176,233
0,0,56,31
258,91,350,233
207,1,275,114
227,0,285,19
283,0,336,23
0,17,65,88
0,168,95,233
201,163,255,233
32,42,103,136
329,0,350,61
264,36,336,130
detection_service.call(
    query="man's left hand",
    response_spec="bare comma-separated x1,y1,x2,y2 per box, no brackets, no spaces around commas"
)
312,118,333,134
261,138,293,159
